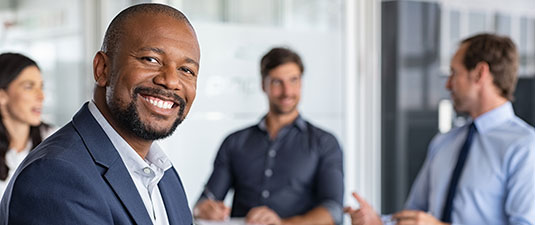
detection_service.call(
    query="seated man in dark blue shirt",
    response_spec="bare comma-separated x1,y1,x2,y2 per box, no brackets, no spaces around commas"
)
194,47,344,225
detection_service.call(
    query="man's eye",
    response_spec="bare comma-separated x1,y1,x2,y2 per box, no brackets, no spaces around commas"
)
141,57,158,63
23,84,34,90
179,67,196,76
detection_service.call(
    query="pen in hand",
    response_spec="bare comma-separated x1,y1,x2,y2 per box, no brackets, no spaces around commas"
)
203,188,218,201
198,188,230,221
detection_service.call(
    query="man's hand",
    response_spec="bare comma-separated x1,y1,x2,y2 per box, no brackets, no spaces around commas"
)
193,199,230,221
344,192,382,225
245,206,282,225
393,210,448,225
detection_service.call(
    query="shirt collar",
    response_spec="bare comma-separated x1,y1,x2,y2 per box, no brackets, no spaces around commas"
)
258,114,307,132
473,101,515,134
87,101,172,174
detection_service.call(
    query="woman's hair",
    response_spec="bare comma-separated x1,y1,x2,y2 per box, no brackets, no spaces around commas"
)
0,53,48,180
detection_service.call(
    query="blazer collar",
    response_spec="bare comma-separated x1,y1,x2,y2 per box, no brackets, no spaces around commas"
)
71,102,153,225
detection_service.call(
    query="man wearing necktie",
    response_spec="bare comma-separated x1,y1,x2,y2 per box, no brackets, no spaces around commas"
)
345,33,535,225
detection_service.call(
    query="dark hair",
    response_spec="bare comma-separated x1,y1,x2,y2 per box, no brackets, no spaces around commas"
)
101,3,193,56
260,47,304,79
461,33,519,100
0,53,47,181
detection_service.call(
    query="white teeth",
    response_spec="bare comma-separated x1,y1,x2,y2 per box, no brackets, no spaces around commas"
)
144,97,173,109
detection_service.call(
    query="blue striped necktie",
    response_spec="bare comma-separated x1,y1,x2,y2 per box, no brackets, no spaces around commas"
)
441,122,477,223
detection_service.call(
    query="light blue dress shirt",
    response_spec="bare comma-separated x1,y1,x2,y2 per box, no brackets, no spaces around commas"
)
405,102,535,225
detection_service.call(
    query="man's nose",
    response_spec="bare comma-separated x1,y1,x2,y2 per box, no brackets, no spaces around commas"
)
282,82,293,96
445,76,452,90
154,66,183,90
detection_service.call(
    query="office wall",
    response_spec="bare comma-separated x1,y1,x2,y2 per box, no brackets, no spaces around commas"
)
160,21,345,207
163,0,347,207
0,0,349,210
0,0,87,127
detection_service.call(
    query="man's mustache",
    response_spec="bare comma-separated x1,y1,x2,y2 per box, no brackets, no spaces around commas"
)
133,86,185,106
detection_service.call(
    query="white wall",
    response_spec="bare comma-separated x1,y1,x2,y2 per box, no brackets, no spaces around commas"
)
159,22,345,208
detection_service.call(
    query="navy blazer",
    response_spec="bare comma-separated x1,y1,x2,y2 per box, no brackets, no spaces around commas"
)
0,103,192,225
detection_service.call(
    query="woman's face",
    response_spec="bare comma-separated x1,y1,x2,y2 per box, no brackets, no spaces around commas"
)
0,66,44,126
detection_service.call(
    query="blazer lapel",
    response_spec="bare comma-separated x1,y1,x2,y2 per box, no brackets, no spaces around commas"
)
104,163,153,225
72,103,153,225
159,169,192,225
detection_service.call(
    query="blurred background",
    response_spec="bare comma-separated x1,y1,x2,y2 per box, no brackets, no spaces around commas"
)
0,0,533,222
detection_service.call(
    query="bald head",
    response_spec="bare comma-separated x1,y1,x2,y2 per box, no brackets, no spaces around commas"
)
101,3,193,55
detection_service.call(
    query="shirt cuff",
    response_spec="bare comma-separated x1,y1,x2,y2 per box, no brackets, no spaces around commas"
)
321,200,343,225
381,214,397,225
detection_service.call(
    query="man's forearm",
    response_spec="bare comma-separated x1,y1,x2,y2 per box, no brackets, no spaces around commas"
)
281,207,335,225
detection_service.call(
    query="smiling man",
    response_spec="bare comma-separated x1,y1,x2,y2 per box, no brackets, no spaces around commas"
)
0,4,199,225
194,47,344,225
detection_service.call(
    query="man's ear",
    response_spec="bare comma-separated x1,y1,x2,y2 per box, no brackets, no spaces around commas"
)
0,90,8,105
261,78,267,93
93,51,111,87
473,61,490,83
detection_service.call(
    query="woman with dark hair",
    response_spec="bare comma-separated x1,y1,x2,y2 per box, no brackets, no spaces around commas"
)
0,53,51,196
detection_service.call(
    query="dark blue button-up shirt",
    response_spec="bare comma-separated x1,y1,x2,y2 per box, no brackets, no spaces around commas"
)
200,115,344,224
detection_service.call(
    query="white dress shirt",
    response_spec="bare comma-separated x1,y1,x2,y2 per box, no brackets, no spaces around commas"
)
0,146,29,198
88,101,171,225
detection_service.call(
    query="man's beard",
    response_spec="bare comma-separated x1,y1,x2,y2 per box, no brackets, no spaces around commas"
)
271,96,298,115
108,87,186,140
272,104,297,115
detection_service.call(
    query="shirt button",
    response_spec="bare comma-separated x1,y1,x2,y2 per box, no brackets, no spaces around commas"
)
265,169,273,177
268,150,276,157
262,190,270,198
143,167,151,174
